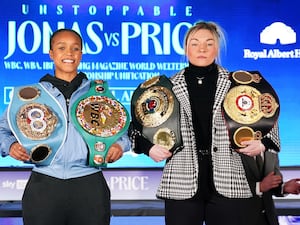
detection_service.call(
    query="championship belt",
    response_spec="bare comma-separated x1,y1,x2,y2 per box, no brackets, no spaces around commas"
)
222,70,280,149
7,83,67,165
71,80,130,167
131,75,182,152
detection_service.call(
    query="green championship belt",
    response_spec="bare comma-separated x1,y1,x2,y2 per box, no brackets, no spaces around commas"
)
222,70,280,149
71,80,130,167
7,83,67,165
131,75,182,152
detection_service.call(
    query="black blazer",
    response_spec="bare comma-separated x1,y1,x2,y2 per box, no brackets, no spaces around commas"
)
242,150,283,225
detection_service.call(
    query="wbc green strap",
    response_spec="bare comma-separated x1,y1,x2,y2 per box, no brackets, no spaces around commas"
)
71,80,130,167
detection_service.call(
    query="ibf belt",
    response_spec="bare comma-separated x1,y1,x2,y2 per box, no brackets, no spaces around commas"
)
222,70,280,149
7,83,67,165
71,80,130,167
131,75,182,152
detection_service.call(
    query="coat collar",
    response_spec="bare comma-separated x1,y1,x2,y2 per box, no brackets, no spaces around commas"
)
171,65,231,119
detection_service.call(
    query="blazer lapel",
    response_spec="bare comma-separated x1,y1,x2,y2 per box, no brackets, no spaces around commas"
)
212,66,231,120
213,67,263,181
171,69,193,119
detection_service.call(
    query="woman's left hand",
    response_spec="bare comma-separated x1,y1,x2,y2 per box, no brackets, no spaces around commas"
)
105,143,123,163
237,140,265,157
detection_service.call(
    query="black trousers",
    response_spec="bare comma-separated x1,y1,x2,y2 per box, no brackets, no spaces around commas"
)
165,194,270,225
22,171,111,225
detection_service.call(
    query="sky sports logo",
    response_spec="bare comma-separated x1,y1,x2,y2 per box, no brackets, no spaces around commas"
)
244,22,300,60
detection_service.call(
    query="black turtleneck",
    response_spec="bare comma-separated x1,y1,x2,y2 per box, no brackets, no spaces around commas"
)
39,72,87,99
184,62,218,199
184,62,218,150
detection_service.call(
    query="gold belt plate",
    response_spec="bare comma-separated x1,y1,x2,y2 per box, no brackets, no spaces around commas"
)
223,85,279,124
135,86,174,128
17,103,58,140
75,96,128,137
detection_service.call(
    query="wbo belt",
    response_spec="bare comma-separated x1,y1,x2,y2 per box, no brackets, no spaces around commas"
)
71,80,130,167
131,75,182,152
222,70,280,149
7,83,67,165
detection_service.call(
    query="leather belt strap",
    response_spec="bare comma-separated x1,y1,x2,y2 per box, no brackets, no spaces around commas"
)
131,75,182,152
71,80,130,167
7,83,67,165
222,70,280,149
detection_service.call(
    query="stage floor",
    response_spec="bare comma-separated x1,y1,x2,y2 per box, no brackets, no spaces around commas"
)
1,199,300,217
0,216,299,225
1,199,300,225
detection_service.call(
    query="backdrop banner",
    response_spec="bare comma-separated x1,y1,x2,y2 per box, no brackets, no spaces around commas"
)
0,0,299,167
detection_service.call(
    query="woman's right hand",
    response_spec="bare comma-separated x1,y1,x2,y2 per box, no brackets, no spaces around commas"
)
9,142,30,162
149,144,172,162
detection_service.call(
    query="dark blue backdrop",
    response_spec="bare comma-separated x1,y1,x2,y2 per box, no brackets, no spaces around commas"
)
0,0,299,167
